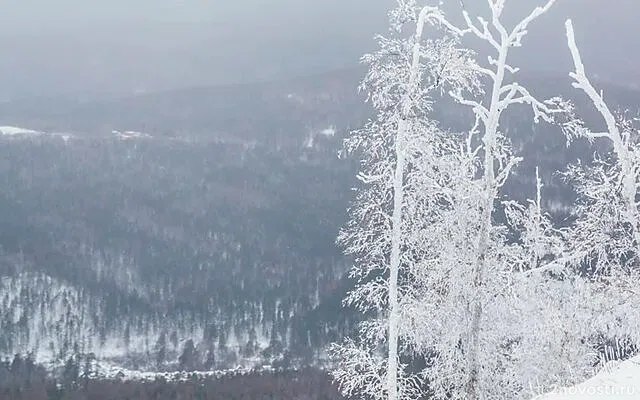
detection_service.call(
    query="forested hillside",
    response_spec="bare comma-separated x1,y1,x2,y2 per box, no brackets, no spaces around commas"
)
0,68,638,372
0,130,357,370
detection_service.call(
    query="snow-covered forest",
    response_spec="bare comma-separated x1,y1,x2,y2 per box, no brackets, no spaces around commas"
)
331,1,640,399
1,0,640,399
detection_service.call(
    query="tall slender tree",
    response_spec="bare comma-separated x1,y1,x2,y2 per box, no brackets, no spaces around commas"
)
330,1,478,399
560,18,640,363
564,19,640,274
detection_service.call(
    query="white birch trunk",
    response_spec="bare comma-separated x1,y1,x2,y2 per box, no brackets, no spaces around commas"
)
425,3,559,395
387,9,432,400
387,130,404,400
466,36,510,400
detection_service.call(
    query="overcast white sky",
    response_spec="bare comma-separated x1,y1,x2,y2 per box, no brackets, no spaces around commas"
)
0,0,637,97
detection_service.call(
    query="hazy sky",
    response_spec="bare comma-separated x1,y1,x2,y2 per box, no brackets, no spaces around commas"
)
0,0,637,98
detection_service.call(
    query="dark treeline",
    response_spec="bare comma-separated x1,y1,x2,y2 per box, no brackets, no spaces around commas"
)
0,355,343,400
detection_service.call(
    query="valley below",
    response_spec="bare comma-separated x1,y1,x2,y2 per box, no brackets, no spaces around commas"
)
0,68,638,379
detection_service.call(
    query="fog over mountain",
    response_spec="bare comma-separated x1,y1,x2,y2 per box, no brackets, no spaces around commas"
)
0,0,637,98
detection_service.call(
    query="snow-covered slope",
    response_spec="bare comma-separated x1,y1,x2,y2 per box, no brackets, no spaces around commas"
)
534,355,640,399
0,130,350,372
0,271,281,370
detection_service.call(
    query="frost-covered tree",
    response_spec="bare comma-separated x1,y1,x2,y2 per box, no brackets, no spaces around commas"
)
563,19,640,274
330,1,478,399
400,10,640,399
334,2,640,399
400,159,604,399
411,1,573,398
376,1,639,399
558,18,640,363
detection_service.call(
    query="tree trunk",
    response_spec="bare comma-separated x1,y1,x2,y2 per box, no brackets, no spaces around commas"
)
387,10,432,399
387,133,405,400
466,41,509,400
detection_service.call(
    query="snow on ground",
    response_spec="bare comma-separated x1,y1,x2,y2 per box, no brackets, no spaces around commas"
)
0,126,41,136
0,126,77,141
113,130,152,139
303,125,338,149
88,361,282,382
50,132,75,142
533,355,640,399
285,93,304,104
320,126,336,137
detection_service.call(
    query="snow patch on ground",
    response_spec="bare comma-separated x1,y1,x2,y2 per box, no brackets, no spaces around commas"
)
0,126,41,136
50,132,75,142
304,125,338,148
113,130,152,140
0,126,77,141
88,360,283,382
320,126,336,137
285,93,304,104
533,355,640,399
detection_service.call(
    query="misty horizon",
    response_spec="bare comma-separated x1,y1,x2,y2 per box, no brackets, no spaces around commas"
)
0,0,638,99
